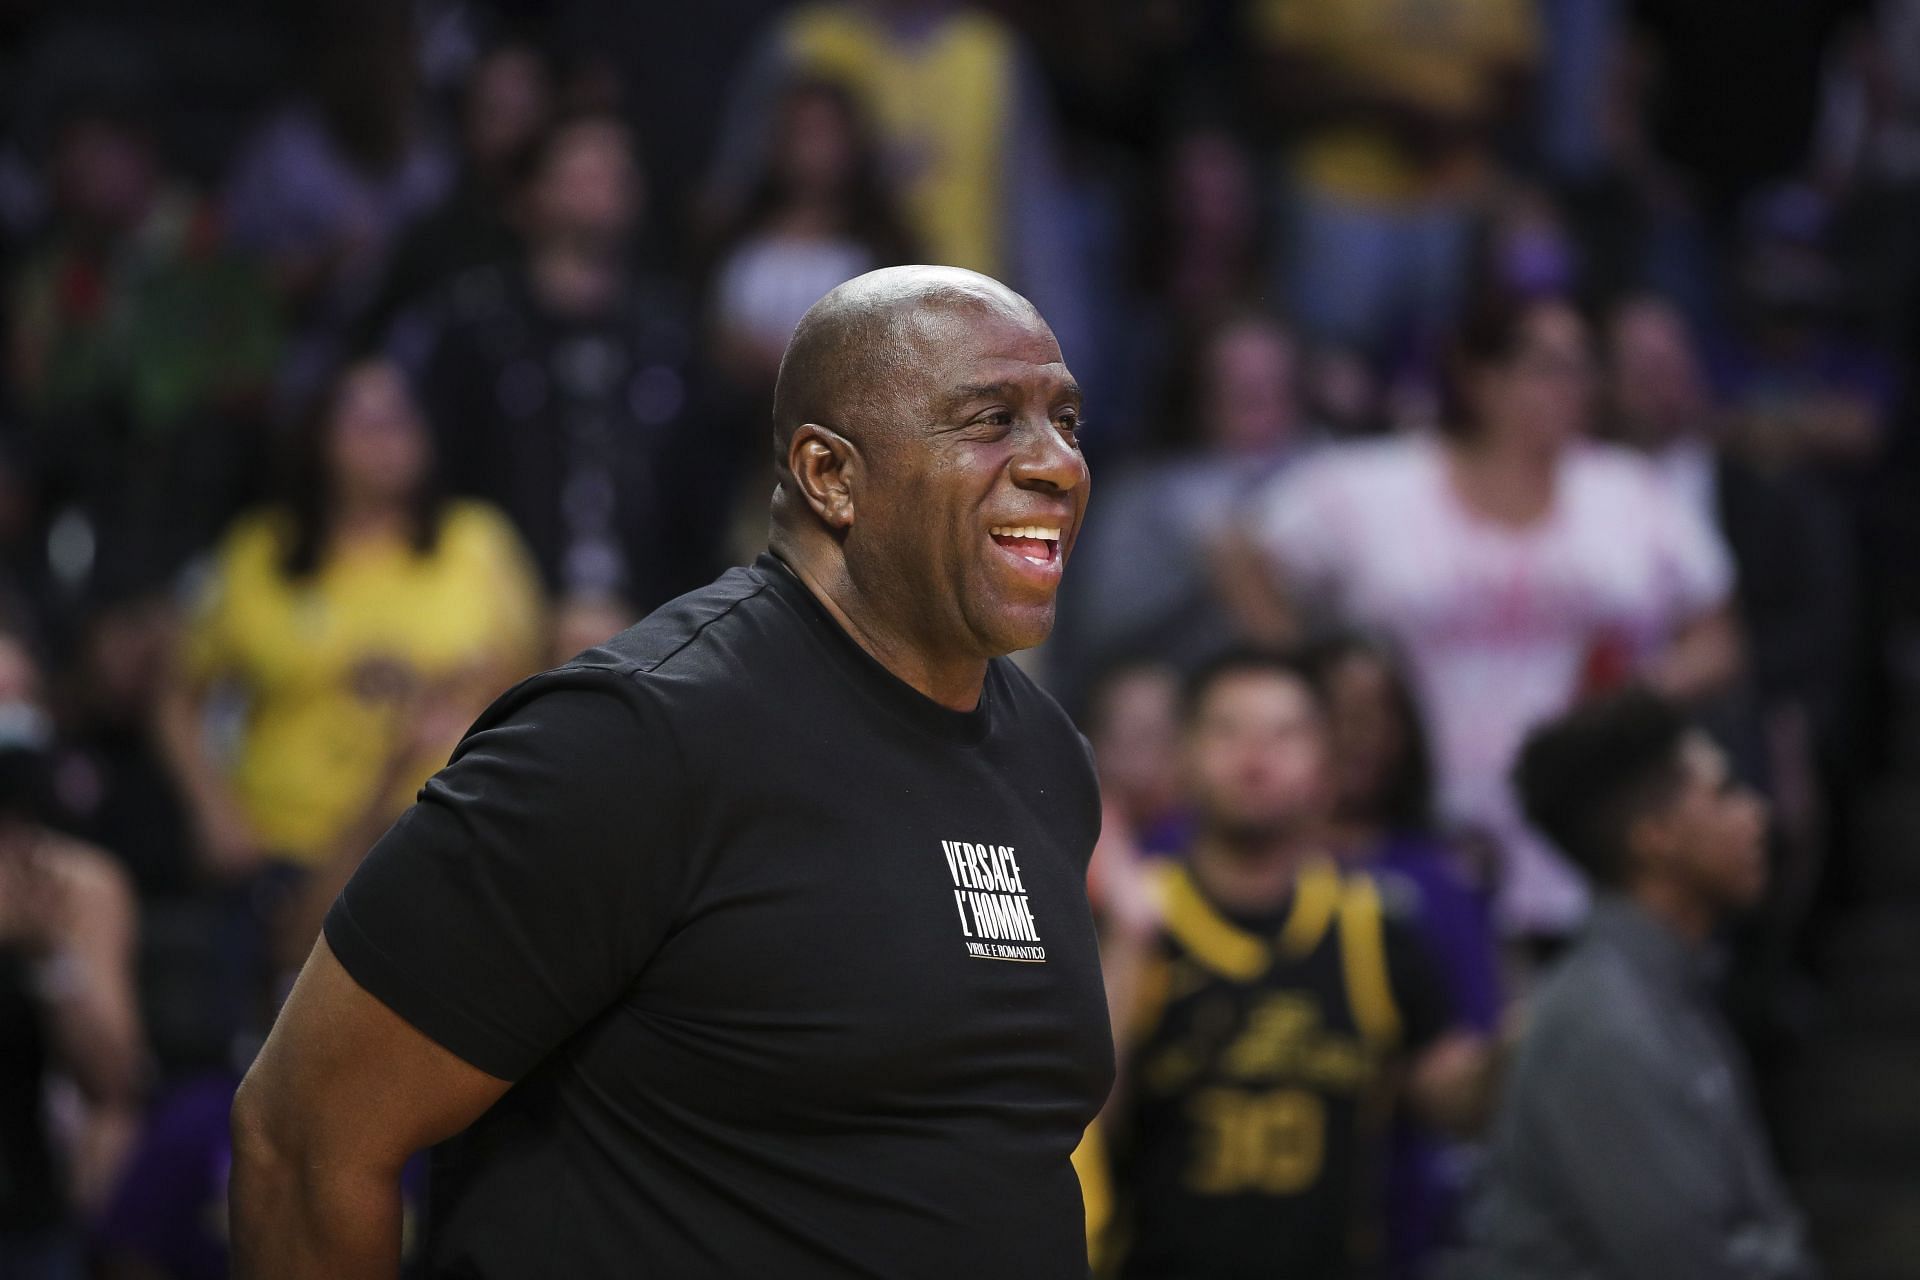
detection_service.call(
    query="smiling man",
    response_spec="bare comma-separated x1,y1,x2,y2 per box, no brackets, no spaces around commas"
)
229,266,1113,1278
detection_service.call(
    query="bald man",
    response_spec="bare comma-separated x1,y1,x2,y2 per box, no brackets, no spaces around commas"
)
229,267,1111,1278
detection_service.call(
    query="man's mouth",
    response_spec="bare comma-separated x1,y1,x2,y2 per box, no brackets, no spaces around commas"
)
988,524,1062,567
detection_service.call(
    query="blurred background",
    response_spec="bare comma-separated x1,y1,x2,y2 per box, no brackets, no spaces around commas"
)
0,0,1916,1276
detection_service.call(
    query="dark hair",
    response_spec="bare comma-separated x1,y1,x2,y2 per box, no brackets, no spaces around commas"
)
1181,646,1325,725
1301,631,1437,831
302,0,420,174
507,107,638,200
706,77,916,271
279,361,443,580
1512,687,1692,888
1437,290,1580,438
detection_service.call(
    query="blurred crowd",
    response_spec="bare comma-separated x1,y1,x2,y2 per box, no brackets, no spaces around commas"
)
0,0,1915,1276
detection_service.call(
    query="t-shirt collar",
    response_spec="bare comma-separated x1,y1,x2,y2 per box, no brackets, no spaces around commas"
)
754,551,994,745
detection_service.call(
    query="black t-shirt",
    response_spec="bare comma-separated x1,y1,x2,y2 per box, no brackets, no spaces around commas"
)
1103,859,1450,1280
324,552,1114,1278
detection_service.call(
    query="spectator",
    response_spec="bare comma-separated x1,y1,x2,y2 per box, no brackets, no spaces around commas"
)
1309,630,1502,1277
1629,0,1858,227
1456,688,1817,1280
1231,293,1741,938
362,38,558,345
410,111,724,611
1302,340,1390,439
1101,124,1268,451
1059,311,1312,697
52,584,194,903
1247,0,1538,354
1606,292,1856,768
1084,659,1189,862
93,721,445,1280
1136,127,1265,329
1084,648,1490,1280
0,625,144,1272
702,76,916,394
1714,183,1895,474
1817,1,1920,360
1605,293,1859,1022
223,1,453,413
156,359,543,880
7,96,281,592
708,0,1088,363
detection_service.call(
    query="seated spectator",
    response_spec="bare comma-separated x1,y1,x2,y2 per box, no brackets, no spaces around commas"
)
408,111,727,609
1310,630,1502,1277
0,625,144,1268
7,94,281,587
1059,311,1313,701
156,359,543,879
1230,293,1742,938
1082,649,1490,1280
1455,688,1818,1279
1247,0,1538,355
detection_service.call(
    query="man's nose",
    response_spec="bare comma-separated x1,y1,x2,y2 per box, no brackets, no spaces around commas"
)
1009,418,1087,492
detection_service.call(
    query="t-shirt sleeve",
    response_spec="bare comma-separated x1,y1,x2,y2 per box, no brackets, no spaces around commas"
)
1383,914,1456,1055
176,514,285,687
1243,453,1352,605
323,668,689,1080
1650,475,1736,619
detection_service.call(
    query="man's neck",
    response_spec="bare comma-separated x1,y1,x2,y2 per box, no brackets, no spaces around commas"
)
1187,826,1319,918
772,547,989,713
1628,877,1716,946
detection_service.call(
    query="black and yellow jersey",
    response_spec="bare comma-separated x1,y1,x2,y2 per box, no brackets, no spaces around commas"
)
1087,857,1449,1280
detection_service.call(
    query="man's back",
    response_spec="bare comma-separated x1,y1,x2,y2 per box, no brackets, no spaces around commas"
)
1460,898,1815,1280
324,554,1114,1277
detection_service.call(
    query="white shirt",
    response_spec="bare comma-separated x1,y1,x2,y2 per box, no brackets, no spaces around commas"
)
1248,432,1735,933
712,236,877,352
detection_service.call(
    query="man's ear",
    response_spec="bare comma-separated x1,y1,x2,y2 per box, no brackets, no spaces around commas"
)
1624,807,1672,879
788,423,859,531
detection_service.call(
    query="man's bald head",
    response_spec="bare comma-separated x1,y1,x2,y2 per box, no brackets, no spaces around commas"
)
770,265,1044,471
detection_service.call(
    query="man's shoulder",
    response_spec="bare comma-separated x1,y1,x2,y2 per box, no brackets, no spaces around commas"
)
1517,935,1665,1070
479,565,779,730
989,657,1096,769
573,564,777,680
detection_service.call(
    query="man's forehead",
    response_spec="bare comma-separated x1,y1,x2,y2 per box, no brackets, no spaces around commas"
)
901,300,1069,391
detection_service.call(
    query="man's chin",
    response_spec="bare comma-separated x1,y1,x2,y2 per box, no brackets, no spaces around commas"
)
973,598,1058,657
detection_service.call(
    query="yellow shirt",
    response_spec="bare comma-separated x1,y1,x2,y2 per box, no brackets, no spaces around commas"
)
181,500,544,865
783,2,1014,275
1253,0,1538,203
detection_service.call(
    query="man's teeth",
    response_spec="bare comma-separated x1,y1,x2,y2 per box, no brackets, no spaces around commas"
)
988,525,1061,541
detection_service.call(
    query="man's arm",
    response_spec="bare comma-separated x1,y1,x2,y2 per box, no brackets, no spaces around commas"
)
230,936,512,1280
230,672,685,1278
